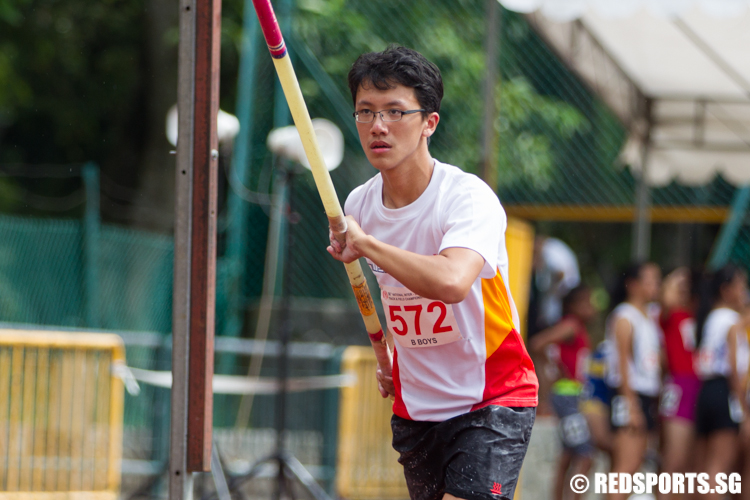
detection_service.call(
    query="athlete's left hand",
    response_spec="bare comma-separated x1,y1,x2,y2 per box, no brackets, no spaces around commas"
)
376,366,395,398
327,215,369,264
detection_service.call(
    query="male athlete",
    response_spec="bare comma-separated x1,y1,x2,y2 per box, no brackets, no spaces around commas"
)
328,46,539,500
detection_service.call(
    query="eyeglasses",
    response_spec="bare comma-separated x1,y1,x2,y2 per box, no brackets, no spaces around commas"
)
353,109,425,123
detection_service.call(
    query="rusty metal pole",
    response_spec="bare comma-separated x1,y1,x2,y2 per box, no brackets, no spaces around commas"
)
171,0,221,493
187,0,221,473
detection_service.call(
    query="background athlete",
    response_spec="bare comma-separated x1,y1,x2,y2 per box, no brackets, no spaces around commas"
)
530,285,595,500
327,45,538,500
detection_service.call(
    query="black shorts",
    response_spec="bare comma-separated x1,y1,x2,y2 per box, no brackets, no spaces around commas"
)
695,377,741,436
391,405,536,500
550,393,594,457
610,393,658,431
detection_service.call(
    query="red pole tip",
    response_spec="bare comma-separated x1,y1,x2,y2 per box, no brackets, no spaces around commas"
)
251,0,287,59
368,330,384,343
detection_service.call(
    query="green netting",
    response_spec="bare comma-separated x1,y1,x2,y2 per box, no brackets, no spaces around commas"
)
0,214,173,332
223,0,741,313
1,0,744,332
0,217,84,325
729,224,750,272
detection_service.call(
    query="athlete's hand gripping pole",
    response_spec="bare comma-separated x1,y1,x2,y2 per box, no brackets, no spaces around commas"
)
250,0,394,387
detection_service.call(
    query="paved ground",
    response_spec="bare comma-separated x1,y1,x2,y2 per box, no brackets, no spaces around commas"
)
121,417,614,500
520,416,608,500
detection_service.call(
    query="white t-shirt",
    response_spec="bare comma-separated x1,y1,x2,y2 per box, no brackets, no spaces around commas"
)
604,303,661,397
345,160,538,421
696,308,746,379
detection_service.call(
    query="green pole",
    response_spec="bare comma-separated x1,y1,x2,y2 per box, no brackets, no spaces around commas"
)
288,35,358,139
223,0,263,340
234,0,294,429
708,184,750,270
82,162,101,328
271,0,294,297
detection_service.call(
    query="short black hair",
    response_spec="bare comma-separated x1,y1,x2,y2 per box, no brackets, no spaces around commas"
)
347,45,443,117
610,261,657,309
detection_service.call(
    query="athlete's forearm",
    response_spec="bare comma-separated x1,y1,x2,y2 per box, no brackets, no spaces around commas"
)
358,235,482,304
728,327,742,398
614,318,636,399
529,320,576,353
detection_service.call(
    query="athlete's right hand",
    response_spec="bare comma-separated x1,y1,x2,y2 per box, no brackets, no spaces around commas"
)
327,215,369,264
376,366,395,399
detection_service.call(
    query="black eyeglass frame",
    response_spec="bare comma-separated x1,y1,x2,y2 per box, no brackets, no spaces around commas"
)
352,109,426,123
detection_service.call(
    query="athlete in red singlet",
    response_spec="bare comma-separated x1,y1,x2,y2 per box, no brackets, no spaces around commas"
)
530,285,594,500
658,268,700,500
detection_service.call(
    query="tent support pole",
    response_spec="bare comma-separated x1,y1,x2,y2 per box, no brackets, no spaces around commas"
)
480,0,501,190
632,99,653,262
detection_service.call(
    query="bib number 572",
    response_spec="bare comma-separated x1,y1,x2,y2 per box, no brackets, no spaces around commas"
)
389,302,453,336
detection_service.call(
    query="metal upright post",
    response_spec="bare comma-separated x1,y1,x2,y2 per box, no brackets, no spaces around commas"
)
632,100,653,262
186,0,222,473
171,0,222,494
171,0,197,494
82,162,101,329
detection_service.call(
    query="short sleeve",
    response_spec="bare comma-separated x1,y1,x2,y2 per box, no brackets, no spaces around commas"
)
438,177,504,279
344,183,367,224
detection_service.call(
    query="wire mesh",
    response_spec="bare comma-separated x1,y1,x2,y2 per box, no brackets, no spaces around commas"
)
225,0,742,314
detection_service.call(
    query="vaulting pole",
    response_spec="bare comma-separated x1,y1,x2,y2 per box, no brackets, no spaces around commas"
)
250,0,393,378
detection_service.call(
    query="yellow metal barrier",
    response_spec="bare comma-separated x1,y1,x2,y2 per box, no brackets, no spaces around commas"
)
505,216,535,500
335,217,535,499
336,346,408,500
0,330,125,500
506,216,535,339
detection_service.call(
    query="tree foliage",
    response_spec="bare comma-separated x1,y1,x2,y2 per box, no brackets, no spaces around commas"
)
285,0,591,188
0,0,620,219
0,0,146,166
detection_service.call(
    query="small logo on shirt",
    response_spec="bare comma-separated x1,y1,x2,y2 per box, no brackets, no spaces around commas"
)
491,482,503,496
368,261,385,273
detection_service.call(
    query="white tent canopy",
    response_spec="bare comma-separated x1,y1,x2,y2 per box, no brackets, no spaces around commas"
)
498,0,750,187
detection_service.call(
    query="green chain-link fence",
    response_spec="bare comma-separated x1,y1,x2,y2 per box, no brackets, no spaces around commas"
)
2,1,743,334
0,215,173,332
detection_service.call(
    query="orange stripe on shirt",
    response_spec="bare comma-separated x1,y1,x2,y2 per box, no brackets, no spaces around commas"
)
481,269,516,358
476,268,539,408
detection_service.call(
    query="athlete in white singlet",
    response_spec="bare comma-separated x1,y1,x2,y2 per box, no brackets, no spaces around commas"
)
604,262,662,500
328,46,538,500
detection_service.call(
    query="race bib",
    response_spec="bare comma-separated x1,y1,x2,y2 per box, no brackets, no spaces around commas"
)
611,395,630,427
560,413,590,447
729,395,744,424
659,383,682,418
381,285,463,349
